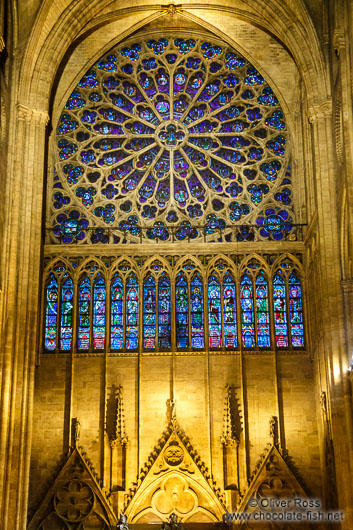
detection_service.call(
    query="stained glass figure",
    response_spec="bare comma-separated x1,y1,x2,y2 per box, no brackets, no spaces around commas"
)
191,275,204,348
176,274,188,348
45,274,58,350
255,272,270,347
158,275,171,349
208,275,221,348
60,276,73,350
52,37,293,245
143,276,156,349
273,273,288,347
288,273,304,347
111,274,124,350
241,274,255,347
126,275,139,349
93,276,106,349
223,274,237,347
78,277,91,350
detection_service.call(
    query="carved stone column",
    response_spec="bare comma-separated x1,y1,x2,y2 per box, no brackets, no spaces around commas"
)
0,103,49,530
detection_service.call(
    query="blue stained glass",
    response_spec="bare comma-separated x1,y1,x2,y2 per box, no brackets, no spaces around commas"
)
60,277,73,351
223,275,237,348
143,276,156,349
78,277,91,350
191,275,204,349
176,274,189,348
158,276,171,349
93,276,106,349
289,273,304,347
126,275,139,349
45,274,58,350
111,274,123,350
241,274,255,347
273,273,288,347
255,273,270,347
208,275,221,348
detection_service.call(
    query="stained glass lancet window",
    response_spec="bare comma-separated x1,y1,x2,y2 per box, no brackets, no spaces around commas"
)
176,274,188,348
93,275,106,349
241,274,255,348
45,274,58,350
60,276,73,351
50,36,294,245
78,277,91,350
273,273,288,347
223,274,237,347
143,276,156,349
158,275,171,349
191,275,204,349
255,273,270,347
126,275,139,349
111,274,124,350
208,275,221,348
288,273,304,347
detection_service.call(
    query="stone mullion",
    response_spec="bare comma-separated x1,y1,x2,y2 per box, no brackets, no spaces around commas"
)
310,104,353,527
0,104,48,529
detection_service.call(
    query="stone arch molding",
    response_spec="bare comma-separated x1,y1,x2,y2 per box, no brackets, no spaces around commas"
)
20,0,328,115
125,423,226,523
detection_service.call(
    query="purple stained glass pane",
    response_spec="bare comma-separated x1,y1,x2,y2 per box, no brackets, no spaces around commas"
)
223,275,237,348
126,275,139,349
143,276,156,349
208,275,221,348
191,275,204,349
93,276,106,349
176,275,188,348
60,277,73,351
255,273,270,347
289,273,304,348
158,276,171,349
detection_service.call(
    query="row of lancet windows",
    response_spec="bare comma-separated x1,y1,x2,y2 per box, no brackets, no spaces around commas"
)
44,270,304,351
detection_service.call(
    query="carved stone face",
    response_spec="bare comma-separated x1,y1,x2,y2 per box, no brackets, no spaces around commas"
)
164,445,184,466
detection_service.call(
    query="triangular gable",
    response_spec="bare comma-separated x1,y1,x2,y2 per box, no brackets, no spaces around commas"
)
28,447,117,529
125,419,226,523
237,444,308,515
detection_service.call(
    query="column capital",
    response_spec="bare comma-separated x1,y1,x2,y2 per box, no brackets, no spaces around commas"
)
342,279,353,294
16,103,49,126
308,99,333,123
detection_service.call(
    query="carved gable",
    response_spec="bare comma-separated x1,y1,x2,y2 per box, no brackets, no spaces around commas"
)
28,448,117,530
125,422,226,524
237,445,309,528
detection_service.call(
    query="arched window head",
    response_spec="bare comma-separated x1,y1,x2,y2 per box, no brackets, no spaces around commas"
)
273,272,288,347
44,274,58,350
126,274,139,350
50,36,294,244
288,272,304,347
111,274,124,350
78,277,91,350
60,275,73,351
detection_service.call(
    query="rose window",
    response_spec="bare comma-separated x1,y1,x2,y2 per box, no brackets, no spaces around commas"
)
50,35,294,243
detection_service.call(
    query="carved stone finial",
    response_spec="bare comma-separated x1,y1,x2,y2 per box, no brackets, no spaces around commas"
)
221,385,241,446
116,513,129,530
161,513,184,530
72,417,81,448
161,4,182,17
270,416,278,446
106,385,128,446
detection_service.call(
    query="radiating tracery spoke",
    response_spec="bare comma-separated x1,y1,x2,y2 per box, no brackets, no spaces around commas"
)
52,36,294,243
